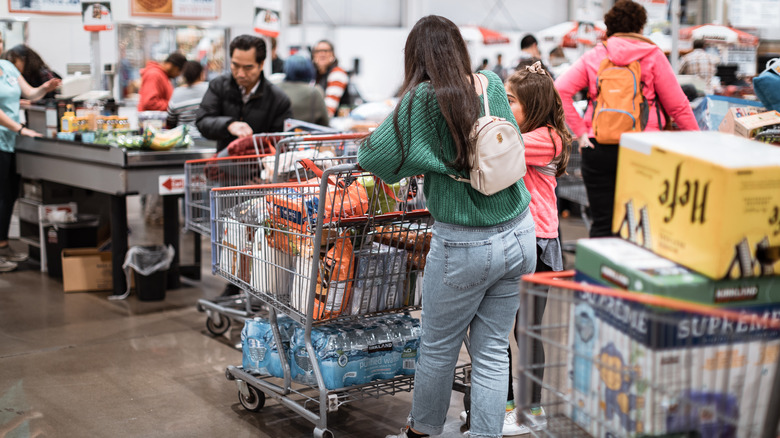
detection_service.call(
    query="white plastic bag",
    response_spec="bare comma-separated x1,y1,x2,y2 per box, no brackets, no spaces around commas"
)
109,245,175,300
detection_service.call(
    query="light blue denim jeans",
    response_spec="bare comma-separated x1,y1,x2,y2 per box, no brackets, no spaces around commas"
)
408,207,536,437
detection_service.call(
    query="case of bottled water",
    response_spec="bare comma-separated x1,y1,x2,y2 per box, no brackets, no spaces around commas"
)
241,315,297,377
288,314,421,390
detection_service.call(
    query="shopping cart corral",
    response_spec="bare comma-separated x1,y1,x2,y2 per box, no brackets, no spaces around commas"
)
515,271,780,438
210,162,465,437
185,132,366,337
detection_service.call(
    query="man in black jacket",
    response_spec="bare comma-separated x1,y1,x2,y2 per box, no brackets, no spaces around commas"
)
196,34,292,152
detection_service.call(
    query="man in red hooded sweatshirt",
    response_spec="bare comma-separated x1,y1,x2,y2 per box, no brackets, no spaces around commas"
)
138,52,187,111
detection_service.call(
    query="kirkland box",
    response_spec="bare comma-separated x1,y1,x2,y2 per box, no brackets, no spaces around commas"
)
613,131,780,280
61,248,112,292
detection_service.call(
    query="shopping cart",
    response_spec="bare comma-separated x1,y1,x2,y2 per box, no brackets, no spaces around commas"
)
186,132,365,336
514,271,780,437
210,161,468,437
557,149,591,254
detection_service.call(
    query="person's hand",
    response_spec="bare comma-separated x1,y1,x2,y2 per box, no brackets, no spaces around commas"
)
228,121,253,138
20,127,42,138
578,133,594,151
19,99,32,106
42,78,61,92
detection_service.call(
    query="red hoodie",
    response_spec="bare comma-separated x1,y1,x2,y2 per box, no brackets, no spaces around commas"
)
555,33,698,138
138,61,173,112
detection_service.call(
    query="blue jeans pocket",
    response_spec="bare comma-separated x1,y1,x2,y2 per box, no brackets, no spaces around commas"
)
442,239,492,290
513,225,537,275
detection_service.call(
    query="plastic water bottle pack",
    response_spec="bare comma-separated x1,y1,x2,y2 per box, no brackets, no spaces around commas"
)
243,314,421,390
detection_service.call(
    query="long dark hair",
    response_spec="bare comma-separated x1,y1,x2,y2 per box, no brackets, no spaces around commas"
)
368,15,479,173
3,44,51,82
505,64,572,177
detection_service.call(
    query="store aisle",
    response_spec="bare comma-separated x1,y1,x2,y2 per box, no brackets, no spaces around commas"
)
0,198,588,438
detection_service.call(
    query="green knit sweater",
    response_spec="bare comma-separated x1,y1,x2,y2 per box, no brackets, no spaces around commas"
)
358,70,531,227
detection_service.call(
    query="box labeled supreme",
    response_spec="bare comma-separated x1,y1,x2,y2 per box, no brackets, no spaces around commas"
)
613,131,780,280
61,248,112,292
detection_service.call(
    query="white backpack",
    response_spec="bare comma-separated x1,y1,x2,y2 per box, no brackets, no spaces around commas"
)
449,74,526,196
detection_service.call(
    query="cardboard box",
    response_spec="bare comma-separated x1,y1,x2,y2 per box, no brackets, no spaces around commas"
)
718,106,764,134
61,248,112,292
613,131,780,279
733,110,780,139
574,238,780,309
569,306,779,437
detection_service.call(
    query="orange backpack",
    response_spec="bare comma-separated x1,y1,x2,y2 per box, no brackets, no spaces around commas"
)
591,41,650,144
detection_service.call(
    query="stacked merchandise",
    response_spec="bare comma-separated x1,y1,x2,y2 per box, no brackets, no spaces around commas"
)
241,314,421,390
568,131,780,437
571,238,779,437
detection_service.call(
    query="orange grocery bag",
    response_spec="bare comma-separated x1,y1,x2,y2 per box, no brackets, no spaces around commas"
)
313,233,355,320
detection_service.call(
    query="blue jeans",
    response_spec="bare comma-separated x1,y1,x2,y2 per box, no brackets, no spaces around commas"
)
409,207,536,437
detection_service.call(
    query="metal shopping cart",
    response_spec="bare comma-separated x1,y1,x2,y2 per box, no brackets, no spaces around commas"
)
514,271,780,437
210,161,469,437
557,149,591,254
185,132,366,336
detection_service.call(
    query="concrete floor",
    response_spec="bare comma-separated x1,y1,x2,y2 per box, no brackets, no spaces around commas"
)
0,198,589,438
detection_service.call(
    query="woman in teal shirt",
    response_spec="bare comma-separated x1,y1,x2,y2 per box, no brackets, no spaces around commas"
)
359,15,536,438
0,58,60,271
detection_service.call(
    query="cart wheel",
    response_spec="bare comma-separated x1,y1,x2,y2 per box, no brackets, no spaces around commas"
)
313,428,334,438
206,316,231,336
238,386,265,412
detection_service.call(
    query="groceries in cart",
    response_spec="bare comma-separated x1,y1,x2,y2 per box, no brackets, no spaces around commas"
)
212,163,431,322
515,236,780,437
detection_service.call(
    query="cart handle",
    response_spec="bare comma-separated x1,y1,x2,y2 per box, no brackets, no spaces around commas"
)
523,271,780,329
185,152,275,165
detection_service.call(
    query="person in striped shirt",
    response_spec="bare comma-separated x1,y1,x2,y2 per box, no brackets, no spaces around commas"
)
167,60,208,138
312,40,350,117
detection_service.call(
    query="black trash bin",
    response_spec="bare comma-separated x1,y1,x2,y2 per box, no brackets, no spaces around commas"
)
46,215,100,279
135,268,168,301
128,245,172,301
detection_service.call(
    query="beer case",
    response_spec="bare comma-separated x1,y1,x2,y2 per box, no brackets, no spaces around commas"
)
613,131,780,280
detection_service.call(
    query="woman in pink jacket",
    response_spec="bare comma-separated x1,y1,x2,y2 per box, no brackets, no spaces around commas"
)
554,0,698,237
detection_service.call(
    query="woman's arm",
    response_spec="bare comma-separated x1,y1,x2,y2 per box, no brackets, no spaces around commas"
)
0,109,41,137
18,74,61,102
653,53,699,131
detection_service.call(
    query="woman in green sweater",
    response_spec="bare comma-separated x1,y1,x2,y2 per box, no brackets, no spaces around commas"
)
358,15,536,438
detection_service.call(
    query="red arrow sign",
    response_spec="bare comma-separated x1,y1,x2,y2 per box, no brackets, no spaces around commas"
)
162,178,174,191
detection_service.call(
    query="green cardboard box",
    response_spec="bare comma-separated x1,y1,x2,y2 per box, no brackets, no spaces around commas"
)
574,238,780,308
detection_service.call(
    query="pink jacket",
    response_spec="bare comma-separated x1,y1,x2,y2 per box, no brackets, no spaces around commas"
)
523,127,562,239
554,34,699,139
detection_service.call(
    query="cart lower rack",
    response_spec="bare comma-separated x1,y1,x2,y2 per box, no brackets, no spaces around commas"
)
515,271,780,438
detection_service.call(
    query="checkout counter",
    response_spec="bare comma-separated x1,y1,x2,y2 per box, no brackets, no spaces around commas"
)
15,136,216,295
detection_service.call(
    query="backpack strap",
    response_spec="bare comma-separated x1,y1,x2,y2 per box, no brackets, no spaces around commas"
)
475,73,491,116
447,74,490,185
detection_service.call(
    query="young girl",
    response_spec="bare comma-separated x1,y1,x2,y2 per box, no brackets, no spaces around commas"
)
505,61,572,433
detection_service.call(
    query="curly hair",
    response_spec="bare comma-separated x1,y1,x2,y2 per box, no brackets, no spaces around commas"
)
604,0,647,37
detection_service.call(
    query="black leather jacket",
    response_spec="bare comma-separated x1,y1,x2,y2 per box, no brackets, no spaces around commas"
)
196,72,292,152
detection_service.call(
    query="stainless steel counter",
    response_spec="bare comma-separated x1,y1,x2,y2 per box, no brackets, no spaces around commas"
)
16,137,216,196
15,136,216,295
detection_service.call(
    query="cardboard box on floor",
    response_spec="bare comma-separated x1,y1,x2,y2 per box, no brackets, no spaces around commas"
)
61,248,112,292
613,131,780,280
